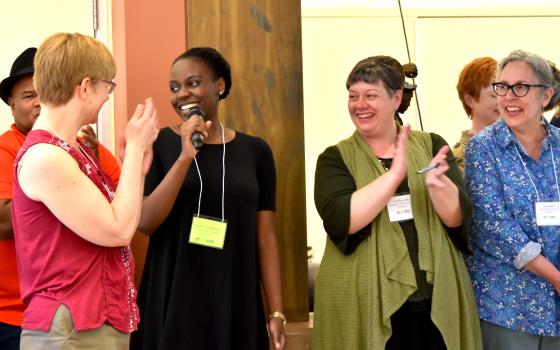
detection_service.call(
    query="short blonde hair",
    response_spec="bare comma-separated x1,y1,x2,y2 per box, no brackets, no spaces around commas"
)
34,32,116,106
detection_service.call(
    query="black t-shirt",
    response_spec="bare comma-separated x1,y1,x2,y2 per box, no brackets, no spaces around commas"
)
131,127,276,350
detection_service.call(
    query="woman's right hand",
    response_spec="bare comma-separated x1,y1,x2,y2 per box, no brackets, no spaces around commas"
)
552,279,560,295
524,255,560,294
125,98,159,152
179,117,212,160
124,98,159,175
388,124,410,182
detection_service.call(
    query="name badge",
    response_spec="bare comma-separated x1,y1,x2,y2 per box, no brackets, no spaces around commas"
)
387,194,414,222
535,202,560,226
189,215,228,249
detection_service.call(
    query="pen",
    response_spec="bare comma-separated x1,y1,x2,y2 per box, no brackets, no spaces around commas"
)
416,156,456,174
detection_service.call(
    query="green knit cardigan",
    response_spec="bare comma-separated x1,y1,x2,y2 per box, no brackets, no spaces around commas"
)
312,129,482,350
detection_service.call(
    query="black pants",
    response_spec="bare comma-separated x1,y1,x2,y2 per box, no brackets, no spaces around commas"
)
0,321,21,350
386,301,446,350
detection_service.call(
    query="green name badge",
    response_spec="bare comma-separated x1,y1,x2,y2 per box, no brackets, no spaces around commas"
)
189,215,228,249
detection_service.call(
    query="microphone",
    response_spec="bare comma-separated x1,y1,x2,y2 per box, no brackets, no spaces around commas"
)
186,106,206,150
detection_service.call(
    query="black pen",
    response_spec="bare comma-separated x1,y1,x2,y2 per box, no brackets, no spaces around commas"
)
416,156,456,174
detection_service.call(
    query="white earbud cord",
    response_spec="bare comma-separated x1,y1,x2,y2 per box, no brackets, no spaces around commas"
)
194,122,226,222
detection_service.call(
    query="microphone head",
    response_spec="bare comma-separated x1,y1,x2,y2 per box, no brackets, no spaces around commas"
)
186,105,206,120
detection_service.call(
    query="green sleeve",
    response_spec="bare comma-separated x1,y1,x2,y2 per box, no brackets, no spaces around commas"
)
314,146,370,254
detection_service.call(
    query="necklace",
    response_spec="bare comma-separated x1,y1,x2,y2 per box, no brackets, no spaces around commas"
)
45,124,114,200
378,157,390,172
43,124,79,148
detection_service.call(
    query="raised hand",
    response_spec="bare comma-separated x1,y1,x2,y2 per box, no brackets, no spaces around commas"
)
126,98,159,149
425,145,451,188
388,124,411,181
124,98,159,175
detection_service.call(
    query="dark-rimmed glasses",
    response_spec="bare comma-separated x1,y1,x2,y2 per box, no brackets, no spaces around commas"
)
492,82,549,97
102,80,117,94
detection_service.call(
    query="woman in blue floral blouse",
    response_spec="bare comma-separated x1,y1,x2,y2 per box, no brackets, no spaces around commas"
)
465,50,560,349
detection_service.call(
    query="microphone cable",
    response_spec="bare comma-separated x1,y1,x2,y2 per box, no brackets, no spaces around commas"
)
397,0,424,131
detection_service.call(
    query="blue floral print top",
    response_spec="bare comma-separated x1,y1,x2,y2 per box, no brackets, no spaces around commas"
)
465,118,560,336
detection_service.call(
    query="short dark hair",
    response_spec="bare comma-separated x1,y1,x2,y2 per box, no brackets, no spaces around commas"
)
346,55,404,96
174,47,232,100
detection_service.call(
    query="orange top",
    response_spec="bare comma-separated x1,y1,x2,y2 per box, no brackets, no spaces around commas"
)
0,124,26,326
0,124,121,326
0,124,25,199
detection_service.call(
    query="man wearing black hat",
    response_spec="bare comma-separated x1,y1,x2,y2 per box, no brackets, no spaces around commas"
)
0,48,38,135
0,47,38,350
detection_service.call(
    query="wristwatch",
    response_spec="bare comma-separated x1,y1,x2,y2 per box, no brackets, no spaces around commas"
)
268,311,287,326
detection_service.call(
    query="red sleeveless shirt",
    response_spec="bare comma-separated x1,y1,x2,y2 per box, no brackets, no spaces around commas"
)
11,130,138,333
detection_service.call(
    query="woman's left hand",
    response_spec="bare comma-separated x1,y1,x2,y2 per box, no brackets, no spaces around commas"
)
424,145,462,227
268,318,287,349
425,145,451,188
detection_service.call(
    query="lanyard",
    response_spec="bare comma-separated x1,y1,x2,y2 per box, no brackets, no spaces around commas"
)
193,122,226,222
511,129,560,202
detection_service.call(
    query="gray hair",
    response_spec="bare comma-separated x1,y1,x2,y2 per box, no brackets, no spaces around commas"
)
497,49,560,111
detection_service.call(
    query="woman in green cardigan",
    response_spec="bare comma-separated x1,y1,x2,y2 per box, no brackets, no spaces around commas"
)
312,55,482,350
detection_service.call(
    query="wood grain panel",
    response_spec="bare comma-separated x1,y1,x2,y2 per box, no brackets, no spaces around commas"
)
187,0,309,321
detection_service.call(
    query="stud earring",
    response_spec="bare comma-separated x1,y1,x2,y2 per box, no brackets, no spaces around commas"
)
218,90,223,96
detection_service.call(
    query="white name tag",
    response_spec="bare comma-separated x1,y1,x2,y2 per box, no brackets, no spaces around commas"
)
387,194,414,222
535,202,560,226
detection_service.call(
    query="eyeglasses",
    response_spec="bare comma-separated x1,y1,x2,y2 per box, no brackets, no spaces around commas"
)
101,80,117,94
492,82,549,97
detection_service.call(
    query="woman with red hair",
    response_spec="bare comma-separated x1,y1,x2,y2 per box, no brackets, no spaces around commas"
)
453,57,500,170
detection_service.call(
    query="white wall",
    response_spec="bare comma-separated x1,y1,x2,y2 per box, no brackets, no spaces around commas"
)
0,0,93,132
416,16,560,144
302,5,560,263
303,0,560,8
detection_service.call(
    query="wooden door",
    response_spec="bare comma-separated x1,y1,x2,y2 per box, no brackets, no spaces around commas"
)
187,0,309,321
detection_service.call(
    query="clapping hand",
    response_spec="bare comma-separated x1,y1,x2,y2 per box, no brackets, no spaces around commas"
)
388,124,411,181
424,145,451,188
